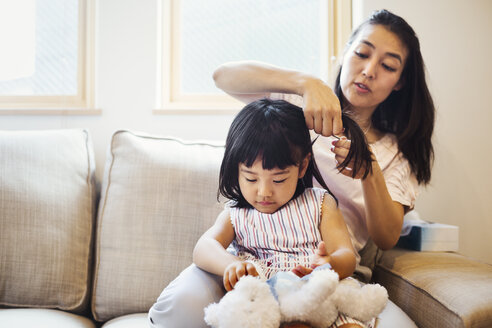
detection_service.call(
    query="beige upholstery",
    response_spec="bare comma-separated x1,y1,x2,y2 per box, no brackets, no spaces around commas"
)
0,129,96,312
101,313,148,328
91,131,225,322
0,309,96,328
373,248,492,328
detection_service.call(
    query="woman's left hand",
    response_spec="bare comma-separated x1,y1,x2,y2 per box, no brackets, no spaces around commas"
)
331,137,371,179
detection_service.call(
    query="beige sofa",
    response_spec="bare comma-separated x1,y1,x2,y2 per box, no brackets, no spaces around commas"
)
0,129,491,328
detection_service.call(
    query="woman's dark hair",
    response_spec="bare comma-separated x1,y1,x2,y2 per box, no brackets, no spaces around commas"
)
218,98,373,208
334,9,435,184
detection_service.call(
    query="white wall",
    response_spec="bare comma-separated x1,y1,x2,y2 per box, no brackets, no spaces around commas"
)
1,0,490,263
355,0,492,263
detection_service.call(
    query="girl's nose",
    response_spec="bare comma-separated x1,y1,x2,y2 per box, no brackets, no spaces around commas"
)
258,182,272,197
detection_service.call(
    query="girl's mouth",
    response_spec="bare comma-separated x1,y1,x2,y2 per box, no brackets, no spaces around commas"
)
355,82,371,93
258,201,273,206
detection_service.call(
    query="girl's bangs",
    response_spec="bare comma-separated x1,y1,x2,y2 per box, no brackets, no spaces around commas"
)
239,125,300,170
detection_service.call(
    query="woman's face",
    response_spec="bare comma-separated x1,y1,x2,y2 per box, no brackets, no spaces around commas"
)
340,24,408,113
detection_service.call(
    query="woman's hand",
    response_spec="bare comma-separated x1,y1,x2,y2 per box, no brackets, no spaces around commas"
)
331,137,372,179
214,61,343,136
301,77,343,137
223,260,259,291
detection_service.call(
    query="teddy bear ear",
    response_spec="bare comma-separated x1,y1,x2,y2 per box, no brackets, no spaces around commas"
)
204,303,220,327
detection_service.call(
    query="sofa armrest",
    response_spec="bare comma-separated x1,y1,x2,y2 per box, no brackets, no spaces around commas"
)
372,248,492,328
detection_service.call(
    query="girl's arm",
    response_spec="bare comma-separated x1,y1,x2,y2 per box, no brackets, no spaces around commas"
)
213,60,343,136
193,208,258,291
332,139,404,250
193,209,237,275
316,194,357,280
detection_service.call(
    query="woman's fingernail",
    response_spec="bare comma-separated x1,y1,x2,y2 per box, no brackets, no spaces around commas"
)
330,146,335,152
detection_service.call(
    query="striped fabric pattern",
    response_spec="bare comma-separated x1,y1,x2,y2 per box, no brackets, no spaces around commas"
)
329,313,374,328
230,188,326,279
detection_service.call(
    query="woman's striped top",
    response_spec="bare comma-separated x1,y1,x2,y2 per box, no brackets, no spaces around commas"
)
229,187,326,279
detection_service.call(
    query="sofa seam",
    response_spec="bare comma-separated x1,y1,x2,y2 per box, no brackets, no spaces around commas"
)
90,130,119,322
74,128,95,314
120,129,225,148
83,129,99,319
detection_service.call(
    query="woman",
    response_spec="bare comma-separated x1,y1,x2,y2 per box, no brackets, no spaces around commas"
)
213,9,435,327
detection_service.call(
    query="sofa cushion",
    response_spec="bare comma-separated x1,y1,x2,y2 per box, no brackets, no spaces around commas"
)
373,248,492,328
101,313,148,328
92,130,225,322
0,308,96,328
0,129,96,312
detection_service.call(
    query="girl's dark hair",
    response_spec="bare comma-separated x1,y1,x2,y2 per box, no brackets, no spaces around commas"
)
335,9,435,184
218,98,373,208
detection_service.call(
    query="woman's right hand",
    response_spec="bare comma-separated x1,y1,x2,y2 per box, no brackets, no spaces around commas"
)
223,260,259,291
213,61,344,136
301,77,344,137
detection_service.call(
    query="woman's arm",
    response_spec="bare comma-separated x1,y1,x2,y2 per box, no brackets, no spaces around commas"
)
332,139,404,250
213,61,343,136
317,194,356,280
361,161,404,250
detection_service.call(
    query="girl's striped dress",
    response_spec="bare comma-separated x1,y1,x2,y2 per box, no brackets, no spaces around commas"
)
229,187,326,279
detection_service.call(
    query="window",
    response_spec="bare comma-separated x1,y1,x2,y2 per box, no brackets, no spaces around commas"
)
0,0,96,113
156,0,352,113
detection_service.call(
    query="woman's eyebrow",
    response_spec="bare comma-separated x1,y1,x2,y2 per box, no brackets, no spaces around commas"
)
361,40,403,64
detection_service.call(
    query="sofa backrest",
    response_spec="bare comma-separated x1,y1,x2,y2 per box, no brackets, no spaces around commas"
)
91,130,225,322
0,129,96,313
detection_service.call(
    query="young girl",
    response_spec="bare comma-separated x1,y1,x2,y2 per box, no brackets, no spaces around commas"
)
149,98,374,328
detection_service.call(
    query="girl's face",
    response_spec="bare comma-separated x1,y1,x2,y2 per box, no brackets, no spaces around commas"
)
238,156,309,214
340,24,408,113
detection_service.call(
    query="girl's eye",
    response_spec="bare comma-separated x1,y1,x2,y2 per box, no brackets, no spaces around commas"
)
382,63,397,72
273,179,287,184
355,51,368,58
246,178,257,183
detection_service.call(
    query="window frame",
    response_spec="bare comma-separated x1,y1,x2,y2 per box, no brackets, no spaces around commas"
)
155,0,352,114
0,0,98,115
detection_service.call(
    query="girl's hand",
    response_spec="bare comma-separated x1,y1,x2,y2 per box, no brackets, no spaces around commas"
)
291,265,313,278
223,260,259,291
301,77,343,137
310,241,331,269
291,241,331,278
331,137,372,179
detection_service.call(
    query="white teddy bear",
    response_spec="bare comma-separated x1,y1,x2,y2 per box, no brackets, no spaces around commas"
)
204,265,388,328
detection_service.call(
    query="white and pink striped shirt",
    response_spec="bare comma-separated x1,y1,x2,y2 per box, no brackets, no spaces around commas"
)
229,187,327,279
